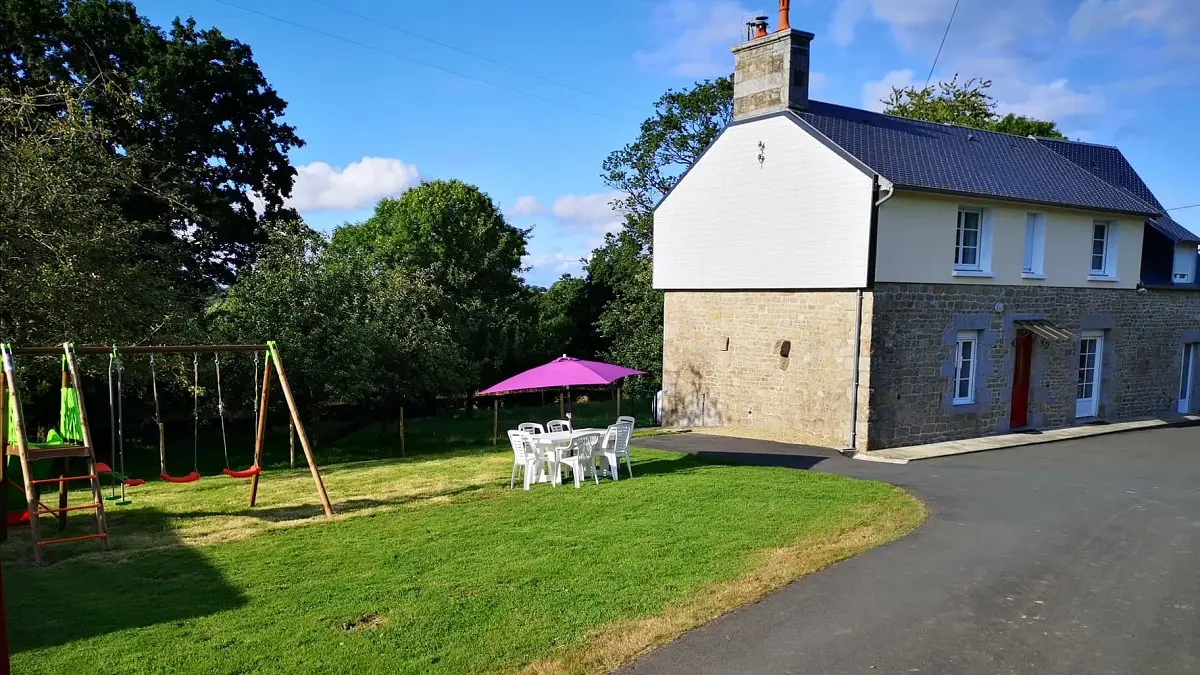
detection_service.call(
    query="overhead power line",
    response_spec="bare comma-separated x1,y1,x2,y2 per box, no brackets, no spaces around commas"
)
302,0,638,111
208,0,626,121
1167,203,1200,212
924,0,961,88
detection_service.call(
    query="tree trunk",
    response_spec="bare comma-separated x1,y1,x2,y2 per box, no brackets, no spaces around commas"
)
465,391,475,419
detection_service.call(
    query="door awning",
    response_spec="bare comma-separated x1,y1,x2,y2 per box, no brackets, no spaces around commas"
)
1014,319,1075,341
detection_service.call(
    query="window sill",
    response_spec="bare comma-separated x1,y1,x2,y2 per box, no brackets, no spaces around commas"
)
952,269,994,278
1087,275,1120,283
951,399,974,406
1021,272,1046,280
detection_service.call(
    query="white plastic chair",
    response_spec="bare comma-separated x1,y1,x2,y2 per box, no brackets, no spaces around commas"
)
558,432,602,488
547,419,572,433
507,430,545,490
597,423,634,480
616,415,636,429
518,422,545,435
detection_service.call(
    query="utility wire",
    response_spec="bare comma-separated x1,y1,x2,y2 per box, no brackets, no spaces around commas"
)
302,0,637,111
924,0,961,88
208,0,627,121
1167,203,1200,212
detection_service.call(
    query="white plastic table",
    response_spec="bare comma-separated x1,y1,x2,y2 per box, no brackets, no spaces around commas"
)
530,428,604,485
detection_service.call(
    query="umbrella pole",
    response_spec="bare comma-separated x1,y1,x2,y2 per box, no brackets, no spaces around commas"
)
492,399,498,447
559,391,564,419
566,385,572,421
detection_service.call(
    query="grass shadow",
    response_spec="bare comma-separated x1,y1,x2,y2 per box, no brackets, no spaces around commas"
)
3,506,247,653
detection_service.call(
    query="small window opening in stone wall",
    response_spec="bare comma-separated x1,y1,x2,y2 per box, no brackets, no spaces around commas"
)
779,340,791,358
719,337,729,351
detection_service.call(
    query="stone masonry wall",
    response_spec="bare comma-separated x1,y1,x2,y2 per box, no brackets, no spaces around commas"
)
662,290,872,451
868,282,1200,449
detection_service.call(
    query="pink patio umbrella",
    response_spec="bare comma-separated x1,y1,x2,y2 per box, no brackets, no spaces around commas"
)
479,356,645,440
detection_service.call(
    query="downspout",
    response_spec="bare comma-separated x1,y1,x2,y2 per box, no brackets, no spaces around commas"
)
847,176,894,453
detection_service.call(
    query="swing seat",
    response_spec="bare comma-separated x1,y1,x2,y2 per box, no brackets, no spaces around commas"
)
123,478,146,487
222,465,261,479
159,471,200,484
96,462,113,474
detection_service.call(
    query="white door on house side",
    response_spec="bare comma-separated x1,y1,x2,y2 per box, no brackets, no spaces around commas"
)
1179,343,1196,414
1076,332,1103,419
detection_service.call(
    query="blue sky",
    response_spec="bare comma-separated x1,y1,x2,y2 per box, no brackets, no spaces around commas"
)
138,0,1200,287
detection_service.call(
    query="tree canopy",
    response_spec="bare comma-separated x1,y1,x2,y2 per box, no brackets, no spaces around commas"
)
1,0,304,285
881,76,1067,139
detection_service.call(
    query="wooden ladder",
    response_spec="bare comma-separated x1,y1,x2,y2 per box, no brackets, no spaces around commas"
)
1,343,109,564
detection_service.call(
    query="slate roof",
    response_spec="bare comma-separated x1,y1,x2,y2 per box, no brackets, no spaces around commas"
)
1036,137,1199,243
796,101,1161,218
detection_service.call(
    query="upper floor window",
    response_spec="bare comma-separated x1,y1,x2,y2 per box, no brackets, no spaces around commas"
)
1089,220,1118,280
1023,212,1046,278
954,208,991,276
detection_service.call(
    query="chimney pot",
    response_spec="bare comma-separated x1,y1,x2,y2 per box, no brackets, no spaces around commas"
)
752,15,769,39
777,0,791,32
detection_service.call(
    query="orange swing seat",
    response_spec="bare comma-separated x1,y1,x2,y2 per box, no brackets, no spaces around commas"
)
159,471,200,484
222,465,261,479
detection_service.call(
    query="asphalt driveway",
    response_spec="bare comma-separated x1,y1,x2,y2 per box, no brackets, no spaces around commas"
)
625,428,1200,674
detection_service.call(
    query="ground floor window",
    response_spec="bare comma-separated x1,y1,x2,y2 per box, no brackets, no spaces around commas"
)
1180,343,1197,414
1076,332,1104,418
953,331,978,405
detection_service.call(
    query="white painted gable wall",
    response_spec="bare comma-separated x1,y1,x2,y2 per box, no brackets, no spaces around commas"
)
653,115,875,290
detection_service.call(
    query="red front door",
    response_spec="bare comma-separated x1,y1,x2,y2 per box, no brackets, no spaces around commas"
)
1010,334,1033,429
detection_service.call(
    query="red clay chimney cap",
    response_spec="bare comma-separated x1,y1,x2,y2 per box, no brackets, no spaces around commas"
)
777,0,791,32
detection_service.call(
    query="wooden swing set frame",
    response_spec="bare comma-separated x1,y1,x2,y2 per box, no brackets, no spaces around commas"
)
1,341,333,564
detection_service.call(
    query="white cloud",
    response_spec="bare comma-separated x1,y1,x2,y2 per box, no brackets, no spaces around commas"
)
284,157,419,212
636,0,758,77
1068,0,1173,39
861,69,914,111
523,250,588,280
999,79,1102,121
508,195,543,217
552,192,627,235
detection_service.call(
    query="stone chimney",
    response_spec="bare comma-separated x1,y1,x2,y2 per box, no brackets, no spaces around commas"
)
731,0,814,121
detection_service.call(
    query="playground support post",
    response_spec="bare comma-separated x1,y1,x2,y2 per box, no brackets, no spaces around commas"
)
267,342,334,517
249,355,273,508
289,421,296,469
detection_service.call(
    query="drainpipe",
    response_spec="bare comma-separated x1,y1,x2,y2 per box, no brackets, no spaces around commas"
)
848,176,895,453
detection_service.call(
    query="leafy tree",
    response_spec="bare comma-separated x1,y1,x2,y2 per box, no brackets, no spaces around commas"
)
332,180,530,407
0,0,304,284
0,87,192,349
534,275,612,362
882,76,1066,139
211,221,461,431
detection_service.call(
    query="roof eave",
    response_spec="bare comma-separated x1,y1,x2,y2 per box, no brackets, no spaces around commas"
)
891,184,1160,219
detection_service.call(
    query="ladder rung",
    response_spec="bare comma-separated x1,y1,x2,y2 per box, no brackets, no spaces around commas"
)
30,474,97,486
36,532,108,547
36,503,99,515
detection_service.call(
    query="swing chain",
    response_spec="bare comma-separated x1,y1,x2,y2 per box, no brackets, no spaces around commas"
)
192,353,200,474
214,352,230,469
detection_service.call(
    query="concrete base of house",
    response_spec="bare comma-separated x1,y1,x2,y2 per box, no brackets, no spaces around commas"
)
856,414,1200,463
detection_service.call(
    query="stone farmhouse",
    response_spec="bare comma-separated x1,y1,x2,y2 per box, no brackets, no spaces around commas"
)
653,3,1200,452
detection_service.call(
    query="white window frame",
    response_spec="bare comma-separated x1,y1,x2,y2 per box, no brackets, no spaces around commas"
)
1088,220,1119,281
1022,212,1046,279
953,208,992,277
1180,343,1196,414
953,330,979,405
1075,331,1104,418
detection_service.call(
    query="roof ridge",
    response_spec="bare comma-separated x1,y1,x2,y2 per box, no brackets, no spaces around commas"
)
807,99,1064,143
1033,135,1119,150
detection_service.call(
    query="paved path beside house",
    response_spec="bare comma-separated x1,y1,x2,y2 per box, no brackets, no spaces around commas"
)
626,428,1200,675
860,414,1200,462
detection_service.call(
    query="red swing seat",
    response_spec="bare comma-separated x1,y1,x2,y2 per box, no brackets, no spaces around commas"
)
159,471,200,484
222,465,261,479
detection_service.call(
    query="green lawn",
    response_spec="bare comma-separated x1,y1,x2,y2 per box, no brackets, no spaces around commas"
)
3,408,924,675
